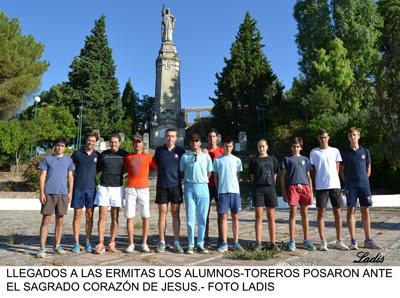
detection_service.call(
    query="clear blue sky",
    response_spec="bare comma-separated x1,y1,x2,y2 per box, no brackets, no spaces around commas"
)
2,0,299,108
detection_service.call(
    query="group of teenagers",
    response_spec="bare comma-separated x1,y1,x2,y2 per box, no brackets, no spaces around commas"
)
36,126,381,258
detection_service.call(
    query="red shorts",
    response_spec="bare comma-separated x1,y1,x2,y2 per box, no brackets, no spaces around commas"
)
286,184,312,206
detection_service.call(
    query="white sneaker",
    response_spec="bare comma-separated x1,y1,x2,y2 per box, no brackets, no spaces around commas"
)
318,240,328,251
125,244,135,253
335,240,350,250
141,244,150,253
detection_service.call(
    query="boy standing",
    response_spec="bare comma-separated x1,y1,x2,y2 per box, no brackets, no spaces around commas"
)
340,127,382,250
213,137,243,252
124,134,155,253
205,128,224,246
310,129,349,251
280,137,315,252
37,137,74,258
94,133,128,254
154,128,186,253
71,132,99,253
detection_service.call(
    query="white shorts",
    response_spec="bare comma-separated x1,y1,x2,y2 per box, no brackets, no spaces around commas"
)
95,186,124,208
124,187,150,219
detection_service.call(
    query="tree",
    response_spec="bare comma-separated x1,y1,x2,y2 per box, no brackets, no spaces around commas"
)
332,0,383,108
293,0,334,78
211,12,283,144
0,12,48,119
374,0,400,167
121,78,139,136
40,16,123,138
136,95,155,134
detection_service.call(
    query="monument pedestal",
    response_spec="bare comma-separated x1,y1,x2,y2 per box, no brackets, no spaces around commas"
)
150,40,185,147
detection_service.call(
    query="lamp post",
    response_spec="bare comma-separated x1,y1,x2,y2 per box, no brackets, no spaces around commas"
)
29,96,41,158
76,104,84,149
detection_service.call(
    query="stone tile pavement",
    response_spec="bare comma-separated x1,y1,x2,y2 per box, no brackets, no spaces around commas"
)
0,206,399,266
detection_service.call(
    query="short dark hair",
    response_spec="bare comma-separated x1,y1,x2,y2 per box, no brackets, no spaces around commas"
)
86,131,99,141
190,132,201,141
110,133,121,142
165,128,177,136
317,128,329,136
223,137,234,145
291,136,303,147
54,137,68,146
257,138,268,145
207,128,218,136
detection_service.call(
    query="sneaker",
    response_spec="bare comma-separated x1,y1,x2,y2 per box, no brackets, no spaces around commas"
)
36,247,46,258
186,246,194,254
173,241,184,254
233,242,244,251
54,245,66,255
72,243,80,254
288,240,296,252
364,239,382,250
270,243,280,251
156,242,166,253
254,243,263,252
350,239,358,250
85,242,93,253
94,244,105,254
335,240,350,250
197,246,209,254
318,240,328,251
108,243,120,253
141,244,151,253
125,244,135,253
303,240,316,251
217,243,228,253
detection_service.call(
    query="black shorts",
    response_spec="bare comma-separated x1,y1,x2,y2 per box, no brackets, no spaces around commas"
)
316,188,343,208
156,185,183,204
209,186,218,203
253,186,277,208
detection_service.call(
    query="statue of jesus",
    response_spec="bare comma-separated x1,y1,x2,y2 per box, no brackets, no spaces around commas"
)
162,7,175,42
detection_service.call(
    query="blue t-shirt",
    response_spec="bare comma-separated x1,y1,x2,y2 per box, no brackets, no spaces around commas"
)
179,151,213,184
71,149,98,189
213,155,243,194
341,146,371,187
281,155,311,185
154,144,185,189
38,155,75,195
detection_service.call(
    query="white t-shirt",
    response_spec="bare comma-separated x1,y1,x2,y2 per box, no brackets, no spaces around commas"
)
310,147,342,190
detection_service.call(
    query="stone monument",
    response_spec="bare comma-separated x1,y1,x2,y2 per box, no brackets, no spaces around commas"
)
150,7,185,147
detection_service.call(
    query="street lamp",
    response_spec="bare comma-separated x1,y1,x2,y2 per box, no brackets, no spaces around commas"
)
75,104,84,149
29,96,41,158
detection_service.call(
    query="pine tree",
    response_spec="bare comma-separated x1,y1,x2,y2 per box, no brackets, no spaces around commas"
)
211,12,283,144
121,78,139,136
0,12,48,119
66,15,123,137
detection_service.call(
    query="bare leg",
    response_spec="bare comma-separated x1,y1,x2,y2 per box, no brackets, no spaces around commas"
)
255,207,263,244
158,204,168,242
85,207,94,243
73,208,82,243
289,206,297,241
333,207,343,241
39,215,52,248
347,207,356,239
171,203,181,241
317,207,326,241
98,206,108,245
110,207,120,244
220,213,228,244
360,207,371,240
126,217,135,245
300,205,309,241
266,207,276,244
54,215,64,246
142,217,149,245
231,212,239,243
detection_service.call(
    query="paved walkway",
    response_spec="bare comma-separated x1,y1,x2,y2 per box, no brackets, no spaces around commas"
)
0,205,398,266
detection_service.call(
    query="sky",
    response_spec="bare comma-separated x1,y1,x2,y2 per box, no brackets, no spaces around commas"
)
1,0,299,108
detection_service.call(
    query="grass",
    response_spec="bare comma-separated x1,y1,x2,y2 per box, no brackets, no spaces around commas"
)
228,242,286,261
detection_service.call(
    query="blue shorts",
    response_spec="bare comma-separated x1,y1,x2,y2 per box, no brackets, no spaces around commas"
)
71,188,96,208
217,193,241,214
346,185,372,207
